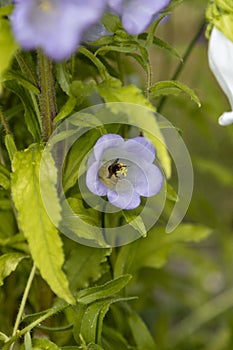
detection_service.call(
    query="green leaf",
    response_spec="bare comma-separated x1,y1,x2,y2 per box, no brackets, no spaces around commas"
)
74,297,132,346
0,17,18,94
76,275,132,304
95,44,138,56
24,332,32,350
79,46,110,80
11,144,75,304
55,62,72,95
166,183,179,202
123,211,147,238
102,326,129,350
150,80,201,107
64,243,111,291
114,224,213,276
63,128,104,192
0,5,13,16
4,133,17,162
0,163,10,190
4,81,41,141
101,13,121,33
4,70,40,95
54,96,77,123
97,78,152,107
0,252,26,286
139,33,182,60
31,338,60,350
128,310,157,350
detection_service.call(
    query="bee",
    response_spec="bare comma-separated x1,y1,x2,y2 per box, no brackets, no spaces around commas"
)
108,158,128,179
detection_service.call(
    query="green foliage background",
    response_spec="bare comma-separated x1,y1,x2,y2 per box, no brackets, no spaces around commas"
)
0,0,233,349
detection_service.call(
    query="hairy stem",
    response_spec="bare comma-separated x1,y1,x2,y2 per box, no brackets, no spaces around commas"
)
38,50,57,141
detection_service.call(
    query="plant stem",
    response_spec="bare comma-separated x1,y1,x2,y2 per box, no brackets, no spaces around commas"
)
146,62,152,100
9,264,36,350
157,18,206,113
4,302,68,350
38,50,57,141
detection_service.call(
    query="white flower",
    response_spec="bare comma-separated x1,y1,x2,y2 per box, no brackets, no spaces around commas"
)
208,26,233,126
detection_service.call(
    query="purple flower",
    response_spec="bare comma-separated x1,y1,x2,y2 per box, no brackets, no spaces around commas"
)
86,134,163,210
10,0,106,61
107,0,171,35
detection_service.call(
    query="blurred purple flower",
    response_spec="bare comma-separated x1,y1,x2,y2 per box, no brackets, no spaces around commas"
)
107,0,171,35
208,27,233,126
10,0,106,61
86,134,163,210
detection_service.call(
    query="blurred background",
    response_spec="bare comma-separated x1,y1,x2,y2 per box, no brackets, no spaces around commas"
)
125,0,233,349
1,1,233,349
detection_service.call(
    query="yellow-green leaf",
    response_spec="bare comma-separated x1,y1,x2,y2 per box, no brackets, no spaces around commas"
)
11,144,75,304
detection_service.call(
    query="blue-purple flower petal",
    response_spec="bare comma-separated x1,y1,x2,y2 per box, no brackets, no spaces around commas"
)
107,180,141,209
123,136,155,163
86,161,108,196
134,162,163,197
11,0,106,60
94,134,124,160
107,0,170,35
86,133,163,210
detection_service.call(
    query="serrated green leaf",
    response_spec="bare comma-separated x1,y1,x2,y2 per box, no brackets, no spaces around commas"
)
114,224,213,275
128,310,157,350
64,243,111,291
0,17,18,94
11,144,75,304
76,275,132,304
0,252,26,286
150,80,201,107
123,211,147,238
0,163,10,190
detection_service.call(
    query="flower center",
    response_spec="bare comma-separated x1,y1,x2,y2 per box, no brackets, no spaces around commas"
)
107,158,128,179
98,158,128,188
